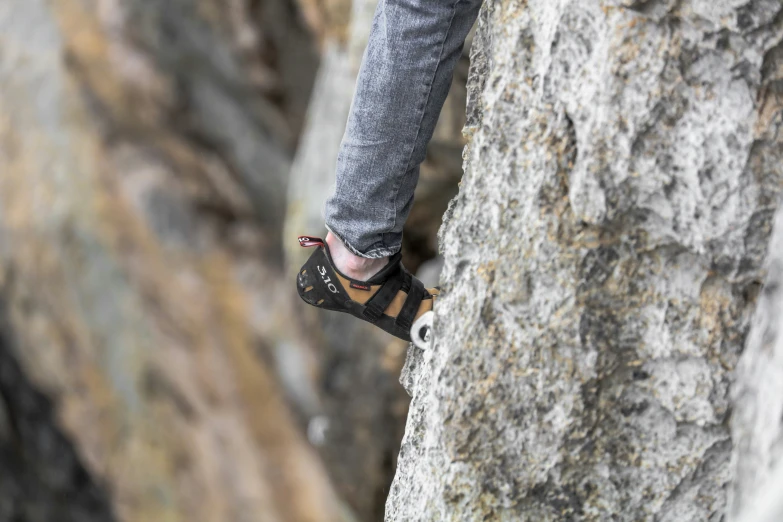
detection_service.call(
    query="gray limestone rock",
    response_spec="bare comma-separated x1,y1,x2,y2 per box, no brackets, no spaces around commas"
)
388,0,783,520
0,0,348,521
0,303,116,522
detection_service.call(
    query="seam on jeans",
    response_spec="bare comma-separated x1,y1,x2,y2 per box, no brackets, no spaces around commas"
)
388,0,461,238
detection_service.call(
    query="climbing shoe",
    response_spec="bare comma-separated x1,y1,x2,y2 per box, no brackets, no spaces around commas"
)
295,236,438,342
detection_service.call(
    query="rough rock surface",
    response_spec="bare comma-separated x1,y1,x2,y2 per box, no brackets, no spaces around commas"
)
389,1,783,520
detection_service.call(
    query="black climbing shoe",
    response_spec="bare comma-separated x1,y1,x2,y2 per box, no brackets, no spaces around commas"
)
295,236,438,342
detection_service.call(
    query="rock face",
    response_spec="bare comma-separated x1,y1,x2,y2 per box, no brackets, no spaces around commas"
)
730,208,783,522
0,315,116,522
389,1,783,520
0,1,349,521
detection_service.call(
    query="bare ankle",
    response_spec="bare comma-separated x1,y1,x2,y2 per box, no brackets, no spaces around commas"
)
326,232,389,281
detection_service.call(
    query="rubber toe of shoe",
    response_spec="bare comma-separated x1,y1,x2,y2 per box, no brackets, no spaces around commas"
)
297,269,319,305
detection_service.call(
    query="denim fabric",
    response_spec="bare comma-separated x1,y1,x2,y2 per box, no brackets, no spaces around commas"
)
324,0,482,258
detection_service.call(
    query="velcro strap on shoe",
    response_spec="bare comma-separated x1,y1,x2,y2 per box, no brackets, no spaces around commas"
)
362,269,404,323
399,269,412,293
395,277,426,332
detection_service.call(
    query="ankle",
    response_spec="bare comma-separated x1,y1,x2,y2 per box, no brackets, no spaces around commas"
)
326,232,389,281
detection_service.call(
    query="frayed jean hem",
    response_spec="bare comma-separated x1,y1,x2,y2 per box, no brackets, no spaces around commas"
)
325,224,400,259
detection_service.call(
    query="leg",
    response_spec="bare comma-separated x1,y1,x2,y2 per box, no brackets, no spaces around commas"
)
325,0,482,260
296,0,481,340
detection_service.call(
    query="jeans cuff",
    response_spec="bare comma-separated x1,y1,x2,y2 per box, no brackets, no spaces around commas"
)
325,224,400,259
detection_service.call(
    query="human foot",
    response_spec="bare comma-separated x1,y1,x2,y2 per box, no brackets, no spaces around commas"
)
325,232,389,281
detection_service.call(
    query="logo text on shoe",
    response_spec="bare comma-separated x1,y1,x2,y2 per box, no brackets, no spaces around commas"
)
317,266,339,294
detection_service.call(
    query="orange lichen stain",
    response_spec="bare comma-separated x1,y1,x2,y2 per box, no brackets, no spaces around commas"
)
697,276,733,351
200,251,336,521
52,2,123,108
755,88,783,138
52,0,168,130
499,0,528,25
477,261,498,283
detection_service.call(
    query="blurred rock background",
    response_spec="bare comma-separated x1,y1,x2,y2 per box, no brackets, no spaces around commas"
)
0,0,468,521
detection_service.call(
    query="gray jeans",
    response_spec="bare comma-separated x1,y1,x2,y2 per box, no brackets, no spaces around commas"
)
324,0,482,258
